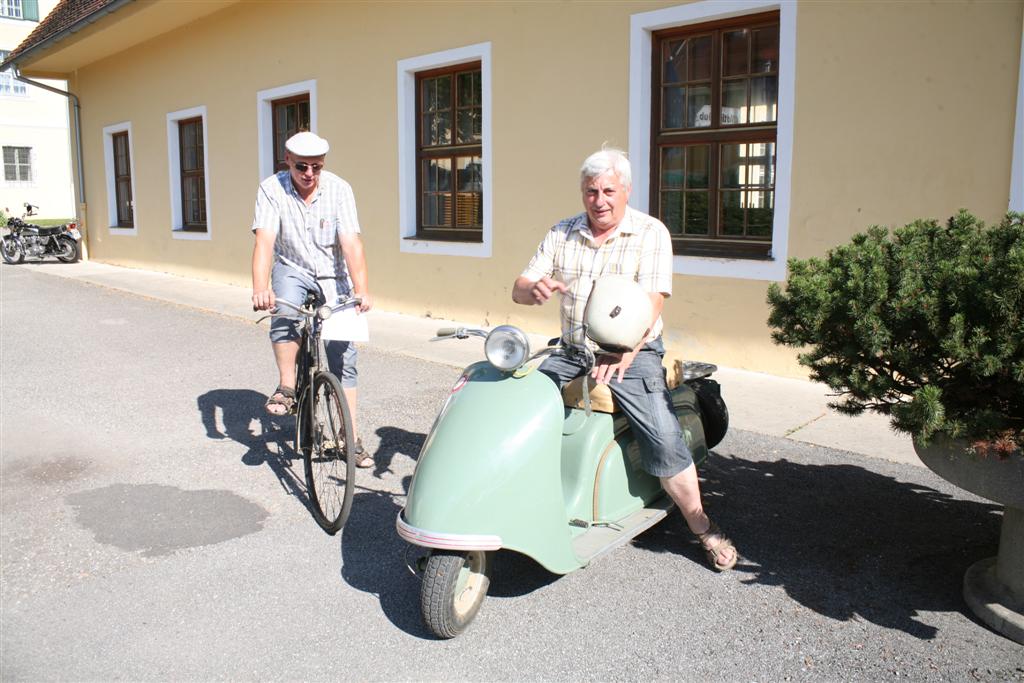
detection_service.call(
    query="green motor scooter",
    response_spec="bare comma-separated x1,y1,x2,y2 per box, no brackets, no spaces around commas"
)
396,325,728,639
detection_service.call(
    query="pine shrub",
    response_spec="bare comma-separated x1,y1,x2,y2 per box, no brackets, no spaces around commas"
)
767,210,1023,454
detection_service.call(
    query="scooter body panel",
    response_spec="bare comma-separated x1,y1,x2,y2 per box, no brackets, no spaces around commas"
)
559,410,662,531
404,362,585,574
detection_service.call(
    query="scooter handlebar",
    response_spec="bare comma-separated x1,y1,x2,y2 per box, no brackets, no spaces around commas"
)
431,327,488,341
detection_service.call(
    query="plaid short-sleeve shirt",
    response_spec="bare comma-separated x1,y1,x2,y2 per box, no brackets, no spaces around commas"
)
521,207,674,347
252,170,361,297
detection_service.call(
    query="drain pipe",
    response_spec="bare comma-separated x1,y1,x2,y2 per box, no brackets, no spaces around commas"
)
14,70,89,259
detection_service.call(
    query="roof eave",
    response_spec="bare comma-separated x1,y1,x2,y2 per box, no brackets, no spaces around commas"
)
2,0,136,75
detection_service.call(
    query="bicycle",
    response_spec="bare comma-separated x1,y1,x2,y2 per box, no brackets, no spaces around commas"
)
261,292,361,534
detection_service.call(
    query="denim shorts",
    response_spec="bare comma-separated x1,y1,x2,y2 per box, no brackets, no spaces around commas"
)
537,337,693,478
270,261,357,388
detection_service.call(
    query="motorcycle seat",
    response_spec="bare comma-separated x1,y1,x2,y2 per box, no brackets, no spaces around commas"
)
23,226,63,236
560,349,688,413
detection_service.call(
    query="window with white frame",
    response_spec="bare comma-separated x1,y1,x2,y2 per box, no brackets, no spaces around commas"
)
0,50,28,96
398,43,492,258
256,80,317,182
629,1,795,281
1,0,36,20
103,122,137,233
166,106,211,238
3,146,31,181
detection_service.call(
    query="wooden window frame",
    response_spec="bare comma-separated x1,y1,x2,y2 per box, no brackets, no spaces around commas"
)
112,131,133,227
178,117,206,231
651,11,779,260
271,94,310,173
415,61,483,242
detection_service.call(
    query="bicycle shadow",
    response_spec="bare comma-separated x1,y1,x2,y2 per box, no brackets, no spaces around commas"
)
338,480,428,636
195,388,306,501
633,439,1002,641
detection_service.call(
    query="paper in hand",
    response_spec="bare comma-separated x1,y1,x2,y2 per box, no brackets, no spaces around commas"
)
321,306,369,342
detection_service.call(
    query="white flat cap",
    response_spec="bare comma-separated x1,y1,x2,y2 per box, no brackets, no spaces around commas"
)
285,131,329,157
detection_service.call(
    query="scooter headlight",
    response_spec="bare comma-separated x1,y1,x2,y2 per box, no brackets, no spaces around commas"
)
484,325,529,371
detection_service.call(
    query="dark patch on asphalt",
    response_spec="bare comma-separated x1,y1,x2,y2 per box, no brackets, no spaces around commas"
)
23,457,92,484
66,484,269,557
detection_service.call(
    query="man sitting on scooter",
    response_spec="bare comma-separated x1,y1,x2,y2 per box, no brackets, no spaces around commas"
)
511,147,738,571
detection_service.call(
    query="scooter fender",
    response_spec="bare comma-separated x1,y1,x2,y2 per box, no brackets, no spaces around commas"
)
400,361,585,574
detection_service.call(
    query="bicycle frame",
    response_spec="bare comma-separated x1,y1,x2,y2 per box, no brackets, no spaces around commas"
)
261,292,363,533
271,292,358,422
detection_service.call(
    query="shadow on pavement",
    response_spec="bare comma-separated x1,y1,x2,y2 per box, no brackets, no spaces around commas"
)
365,425,426,477
338,483,430,637
634,448,1002,640
196,388,307,502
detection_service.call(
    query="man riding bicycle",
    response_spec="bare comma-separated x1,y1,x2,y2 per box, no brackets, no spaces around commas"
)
251,131,374,468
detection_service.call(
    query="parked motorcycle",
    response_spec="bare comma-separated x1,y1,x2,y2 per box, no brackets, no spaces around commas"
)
2,212,80,264
396,324,728,638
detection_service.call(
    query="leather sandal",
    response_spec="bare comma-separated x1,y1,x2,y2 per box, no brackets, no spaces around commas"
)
265,385,296,416
354,438,373,468
695,520,738,571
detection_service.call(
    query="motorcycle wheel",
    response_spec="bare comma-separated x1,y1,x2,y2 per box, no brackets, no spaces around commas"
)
1,238,24,265
691,378,729,449
421,550,491,639
56,237,78,263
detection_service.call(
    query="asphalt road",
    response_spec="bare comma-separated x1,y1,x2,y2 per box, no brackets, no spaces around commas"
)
1,264,1021,681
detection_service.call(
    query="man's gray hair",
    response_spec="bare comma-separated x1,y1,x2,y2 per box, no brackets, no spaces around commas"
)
579,148,632,188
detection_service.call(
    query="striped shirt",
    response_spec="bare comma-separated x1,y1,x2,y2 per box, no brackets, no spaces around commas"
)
252,170,361,298
521,207,673,347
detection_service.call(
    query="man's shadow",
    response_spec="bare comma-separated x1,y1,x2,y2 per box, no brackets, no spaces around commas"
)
196,388,307,502
634,438,1002,640
363,425,428,476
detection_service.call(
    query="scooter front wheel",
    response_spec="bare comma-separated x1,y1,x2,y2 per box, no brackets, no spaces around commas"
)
421,550,491,639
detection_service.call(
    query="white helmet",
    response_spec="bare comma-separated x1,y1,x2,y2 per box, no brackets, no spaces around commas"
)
584,276,653,351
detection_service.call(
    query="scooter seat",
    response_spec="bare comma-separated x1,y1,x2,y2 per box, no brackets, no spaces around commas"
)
560,349,689,413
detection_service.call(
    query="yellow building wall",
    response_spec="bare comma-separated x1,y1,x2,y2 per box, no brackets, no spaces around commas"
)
67,0,1022,377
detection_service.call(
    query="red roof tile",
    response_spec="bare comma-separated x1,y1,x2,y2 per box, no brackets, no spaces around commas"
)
2,0,123,69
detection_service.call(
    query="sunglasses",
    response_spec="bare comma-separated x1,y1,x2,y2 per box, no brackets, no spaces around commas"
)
293,161,323,173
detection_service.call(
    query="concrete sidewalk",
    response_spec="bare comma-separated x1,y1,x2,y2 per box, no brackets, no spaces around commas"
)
17,260,920,466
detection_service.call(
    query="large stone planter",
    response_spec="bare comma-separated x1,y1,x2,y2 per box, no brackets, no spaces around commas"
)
914,436,1024,644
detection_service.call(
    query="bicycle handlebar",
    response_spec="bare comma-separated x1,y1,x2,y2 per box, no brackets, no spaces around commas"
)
254,295,362,320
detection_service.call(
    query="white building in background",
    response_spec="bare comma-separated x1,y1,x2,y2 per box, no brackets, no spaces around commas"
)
0,0,74,220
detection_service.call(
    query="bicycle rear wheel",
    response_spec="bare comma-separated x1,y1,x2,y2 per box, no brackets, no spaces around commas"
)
297,371,356,534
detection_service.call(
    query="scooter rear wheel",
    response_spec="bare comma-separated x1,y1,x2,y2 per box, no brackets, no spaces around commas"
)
421,550,491,639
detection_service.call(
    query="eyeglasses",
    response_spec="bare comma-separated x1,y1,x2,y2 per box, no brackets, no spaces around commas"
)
293,162,323,173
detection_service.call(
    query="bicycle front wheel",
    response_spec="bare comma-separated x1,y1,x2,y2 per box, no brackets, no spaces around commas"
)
297,371,356,534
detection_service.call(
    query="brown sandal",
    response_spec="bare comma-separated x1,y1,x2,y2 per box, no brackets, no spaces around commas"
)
695,520,738,571
353,439,373,468
265,385,296,416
